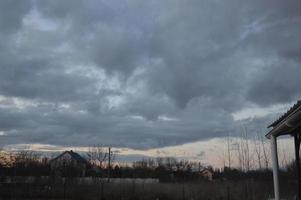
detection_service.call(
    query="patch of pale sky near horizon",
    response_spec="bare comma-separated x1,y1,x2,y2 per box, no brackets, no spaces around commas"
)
2,136,294,168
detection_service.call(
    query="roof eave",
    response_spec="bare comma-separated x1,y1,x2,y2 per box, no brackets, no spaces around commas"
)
265,123,290,139
266,109,301,139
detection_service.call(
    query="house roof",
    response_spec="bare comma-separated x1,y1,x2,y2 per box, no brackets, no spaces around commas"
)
266,100,301,138
200,168,213,173
268,100,301,128
51,150,88,164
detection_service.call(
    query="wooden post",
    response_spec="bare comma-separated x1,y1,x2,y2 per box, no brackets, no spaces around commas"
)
271,135,280,200
294,134,301,200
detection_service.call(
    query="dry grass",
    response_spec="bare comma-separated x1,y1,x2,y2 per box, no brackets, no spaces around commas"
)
0,178,297,200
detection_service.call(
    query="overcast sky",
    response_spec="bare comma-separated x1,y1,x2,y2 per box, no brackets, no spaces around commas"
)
0,0,301,150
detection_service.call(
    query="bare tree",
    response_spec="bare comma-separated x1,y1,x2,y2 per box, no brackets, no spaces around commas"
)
217,145,227,168
236,137,244,171
280,144,288,168
235,126,254,171
226,133,233,169
87,145,108,168
133,158,149,169
278,141,293,168
253,133,263,169
165,157,177,171
260,135,270,170
217,148,227,169
156,157,164,167
14,150,40,167
242,126,251,171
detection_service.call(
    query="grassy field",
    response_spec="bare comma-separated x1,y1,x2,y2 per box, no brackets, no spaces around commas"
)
0,178,297,200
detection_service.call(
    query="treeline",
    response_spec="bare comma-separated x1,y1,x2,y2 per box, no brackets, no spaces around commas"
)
114,157,206,182
0,150,206,181
0,149,298,183
0,151,50,177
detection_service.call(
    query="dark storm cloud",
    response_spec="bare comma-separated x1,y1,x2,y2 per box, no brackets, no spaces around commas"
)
0,0,31,34
247,62,301,106
0,0,301,149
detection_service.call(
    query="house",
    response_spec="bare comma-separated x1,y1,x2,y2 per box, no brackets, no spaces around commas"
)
199,168,214,181
50,150,89,177
190,163,214,181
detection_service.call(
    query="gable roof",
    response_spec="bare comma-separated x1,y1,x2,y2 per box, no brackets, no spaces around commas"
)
69,151,88,164
200,168,213,173
51,150,88,164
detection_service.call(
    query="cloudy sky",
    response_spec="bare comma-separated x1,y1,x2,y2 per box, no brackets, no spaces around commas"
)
0,0,301,157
